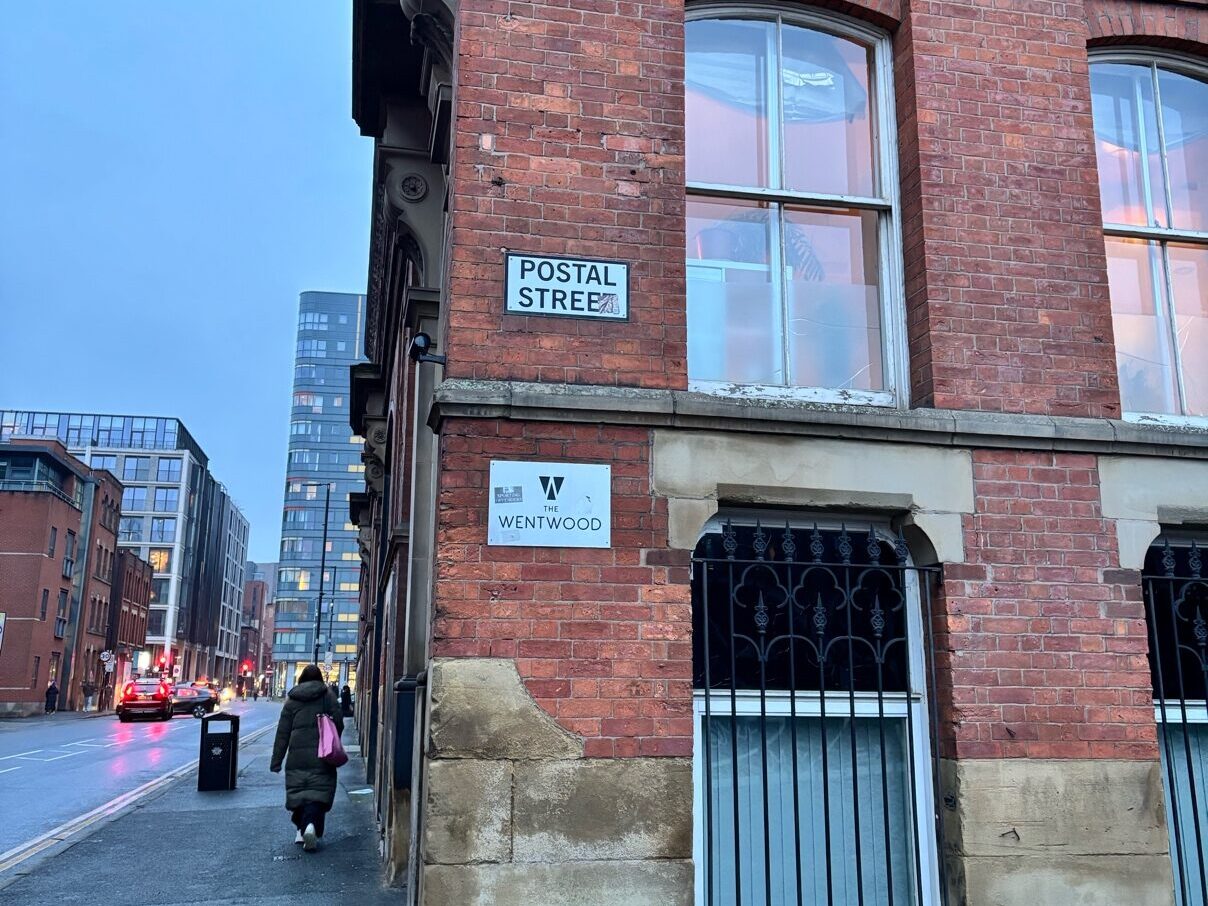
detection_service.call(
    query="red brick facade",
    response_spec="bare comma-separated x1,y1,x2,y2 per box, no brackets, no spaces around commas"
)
940,451,1155,760
432,418,694,756
444,0,688,389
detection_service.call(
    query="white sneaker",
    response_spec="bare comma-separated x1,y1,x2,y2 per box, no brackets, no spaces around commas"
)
294,830,304,845
302,823,318,852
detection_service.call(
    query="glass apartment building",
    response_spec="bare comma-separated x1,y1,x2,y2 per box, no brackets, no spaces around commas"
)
0,412,248,683
275,291,366,690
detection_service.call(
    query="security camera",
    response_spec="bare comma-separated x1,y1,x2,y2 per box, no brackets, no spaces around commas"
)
408,332,446,365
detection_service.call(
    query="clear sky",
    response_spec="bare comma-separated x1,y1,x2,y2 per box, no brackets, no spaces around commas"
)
0,2,372,562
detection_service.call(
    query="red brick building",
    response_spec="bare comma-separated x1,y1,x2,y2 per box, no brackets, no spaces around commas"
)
0,440,122,716
349,0,1208,903
240,577,273,685
107,549,153,705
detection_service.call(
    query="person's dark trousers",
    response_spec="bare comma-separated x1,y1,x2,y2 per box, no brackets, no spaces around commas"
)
291,802,327,838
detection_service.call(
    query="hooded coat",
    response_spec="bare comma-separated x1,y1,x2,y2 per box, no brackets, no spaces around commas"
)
270,680,345,810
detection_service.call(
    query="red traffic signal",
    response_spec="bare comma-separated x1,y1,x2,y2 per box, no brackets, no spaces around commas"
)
158,654,168,667
242,661,252,674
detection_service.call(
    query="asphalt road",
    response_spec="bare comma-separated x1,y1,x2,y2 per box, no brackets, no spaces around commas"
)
0,700,280,857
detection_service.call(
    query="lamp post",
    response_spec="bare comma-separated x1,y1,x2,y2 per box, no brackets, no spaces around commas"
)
311,483,332,664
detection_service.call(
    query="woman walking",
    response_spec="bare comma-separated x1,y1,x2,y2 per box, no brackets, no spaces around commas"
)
269,664,344,852
340,684,353,718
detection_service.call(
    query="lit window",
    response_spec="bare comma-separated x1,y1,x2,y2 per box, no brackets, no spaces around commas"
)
148,548,172,573
1092,58,1208,417
686,13,903,403
338,581,359,592
335,644,357,654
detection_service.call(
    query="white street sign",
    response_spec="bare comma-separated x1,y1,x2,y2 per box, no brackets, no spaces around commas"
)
104,662,115,673
505,253,629,320
488,461,611,548
99,650,113,663
0,612,5,656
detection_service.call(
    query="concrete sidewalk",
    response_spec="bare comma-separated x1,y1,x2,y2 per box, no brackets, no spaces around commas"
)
0,723,398,905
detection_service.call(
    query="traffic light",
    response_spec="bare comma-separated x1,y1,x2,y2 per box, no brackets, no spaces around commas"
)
242,661,252,675
158,653,168,668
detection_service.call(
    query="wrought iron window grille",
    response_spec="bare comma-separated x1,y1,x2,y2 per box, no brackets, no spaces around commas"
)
692,518,946,906
1145,538,1208,906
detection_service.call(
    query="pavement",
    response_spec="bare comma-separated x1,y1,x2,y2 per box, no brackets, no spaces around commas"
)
0,718,399,905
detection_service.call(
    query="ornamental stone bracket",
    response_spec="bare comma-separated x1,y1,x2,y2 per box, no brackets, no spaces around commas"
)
362,415,388,496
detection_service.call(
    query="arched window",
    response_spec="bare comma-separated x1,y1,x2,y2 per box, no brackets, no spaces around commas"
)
685,11,904,404
1090,55,1208,418
691,517,942,904
1144,538,1208,905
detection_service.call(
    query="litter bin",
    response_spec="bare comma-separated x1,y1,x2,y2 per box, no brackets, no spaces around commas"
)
198,711,240,791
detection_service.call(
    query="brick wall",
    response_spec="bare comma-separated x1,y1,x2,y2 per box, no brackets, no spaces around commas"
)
431,417,692,756
896,0,1121,417
1086,0,1206,48
939,450,1156,759
444,0,687,389
0,491,77,705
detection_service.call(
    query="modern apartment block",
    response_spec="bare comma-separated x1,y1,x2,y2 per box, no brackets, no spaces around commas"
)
0,411,249,684
349,1,1208,904
274,292,367,690
0,438,124,715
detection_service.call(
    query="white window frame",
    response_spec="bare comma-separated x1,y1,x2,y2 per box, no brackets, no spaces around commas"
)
1091,50,1208,427
686,8,908,408
690,515,942,905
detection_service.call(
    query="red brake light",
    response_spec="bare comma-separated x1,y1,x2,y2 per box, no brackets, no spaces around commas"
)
157,683,170,700
122,682,135,701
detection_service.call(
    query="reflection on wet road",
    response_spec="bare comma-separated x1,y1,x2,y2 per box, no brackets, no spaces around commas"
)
0,701,278,856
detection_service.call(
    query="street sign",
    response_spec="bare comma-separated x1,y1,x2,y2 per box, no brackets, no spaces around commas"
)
0,612,6,656
172,664,183,679
105,662,115,673
504,253,629,321
488,460,611,548
99,650,113,663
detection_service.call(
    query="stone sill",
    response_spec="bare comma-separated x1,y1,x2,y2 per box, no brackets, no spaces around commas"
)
429,379,1208,460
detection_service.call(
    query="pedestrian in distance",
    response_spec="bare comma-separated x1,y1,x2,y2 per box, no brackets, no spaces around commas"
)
340,684,353,718
270,664,344,853
82,680,96,712
44,680,59,714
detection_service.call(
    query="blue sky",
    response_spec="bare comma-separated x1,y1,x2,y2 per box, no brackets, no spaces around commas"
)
0,2,372,562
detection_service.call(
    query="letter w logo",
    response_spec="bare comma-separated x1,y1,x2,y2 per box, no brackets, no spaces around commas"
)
538,476,564,501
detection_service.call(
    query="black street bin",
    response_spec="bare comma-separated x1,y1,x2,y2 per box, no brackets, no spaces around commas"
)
198,711,240,791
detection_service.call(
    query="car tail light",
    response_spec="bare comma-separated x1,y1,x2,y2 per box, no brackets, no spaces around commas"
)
156,683,170,700
121,682,135,702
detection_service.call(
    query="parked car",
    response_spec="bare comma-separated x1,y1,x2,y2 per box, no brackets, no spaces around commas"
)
116,678,173,722
171,683,220,718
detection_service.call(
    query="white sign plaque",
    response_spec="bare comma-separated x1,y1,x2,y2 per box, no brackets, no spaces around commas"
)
505,253,629,320
488,461,611,548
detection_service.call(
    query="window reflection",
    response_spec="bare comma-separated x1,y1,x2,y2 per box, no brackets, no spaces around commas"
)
1171,243,1208,415
686,19,774,188
1093,60,1208,417
1106,238,1179,414
685,14,891,395
781,25,874,197
785,207,882,390
687,198,780,384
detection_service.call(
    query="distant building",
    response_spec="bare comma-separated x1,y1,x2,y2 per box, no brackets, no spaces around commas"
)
274,292,366,690
107,549,153,704
0,439,122,715
0,411,249,683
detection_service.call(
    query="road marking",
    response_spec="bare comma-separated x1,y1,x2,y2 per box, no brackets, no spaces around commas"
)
0,721,275,877
0,750,40,761
0,767,20,775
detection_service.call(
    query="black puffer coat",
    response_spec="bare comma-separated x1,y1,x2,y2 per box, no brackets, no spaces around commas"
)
270,680,345,810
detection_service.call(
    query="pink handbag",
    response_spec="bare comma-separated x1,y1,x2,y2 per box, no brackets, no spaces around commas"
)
317,713,348,767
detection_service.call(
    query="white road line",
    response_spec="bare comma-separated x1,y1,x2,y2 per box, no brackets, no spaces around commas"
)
0,750,41,761
0,720,275,876
0,767,20,775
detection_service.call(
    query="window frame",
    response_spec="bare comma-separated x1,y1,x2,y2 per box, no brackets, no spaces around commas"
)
689,513,942,905
685,6,907,407
1091,49,1208,425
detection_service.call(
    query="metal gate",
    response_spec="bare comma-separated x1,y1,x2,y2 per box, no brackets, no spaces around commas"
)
1145,539,1208,906
692,519,946,906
